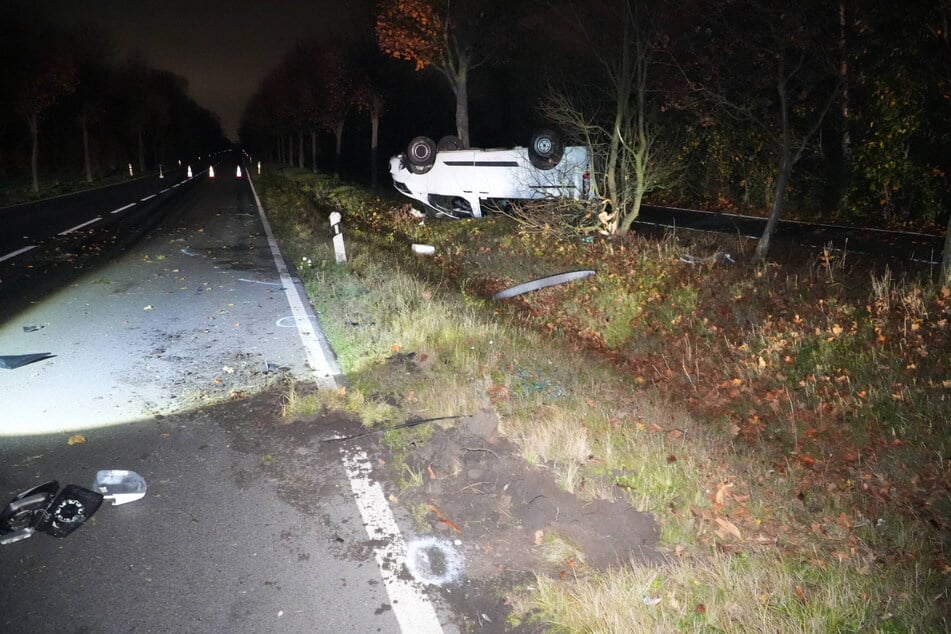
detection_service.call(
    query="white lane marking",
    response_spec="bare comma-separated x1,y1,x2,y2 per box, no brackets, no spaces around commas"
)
110,202,136,214
58,216,102,235
342,449,445,633
159,187,171,194
246,175,338,388
0,245,37,263
140,194,156,202
245,174,444,633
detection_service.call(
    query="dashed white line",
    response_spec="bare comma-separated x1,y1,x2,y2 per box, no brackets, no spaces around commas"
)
159,187,171,194
246,173,445,633
139,194,156,202
110,202,136,214
0,245,37,263
58,216,102,235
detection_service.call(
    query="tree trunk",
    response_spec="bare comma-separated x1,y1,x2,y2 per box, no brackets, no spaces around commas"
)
137,127,146,174
452,69,470,148
837,2,852,213
29,112,39,193
754,153,793,263
942,210,951,286
334,119,344,179
298,130,304,168
81,113,93,183
370,110,380,190
288,133,294,165
311,129,317,173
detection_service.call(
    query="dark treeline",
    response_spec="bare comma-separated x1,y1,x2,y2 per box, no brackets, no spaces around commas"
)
240,0,948,238
0,5,227,194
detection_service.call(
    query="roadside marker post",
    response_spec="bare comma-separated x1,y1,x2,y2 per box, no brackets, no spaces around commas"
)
209,165,215,178
128,163,133,176
159,164,164,179
236,165,242,178
257,161,261,175
330,212,347,264
187,166,192,178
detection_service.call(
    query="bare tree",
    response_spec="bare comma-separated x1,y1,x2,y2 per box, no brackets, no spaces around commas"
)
539,0,680,235
675,0,841,262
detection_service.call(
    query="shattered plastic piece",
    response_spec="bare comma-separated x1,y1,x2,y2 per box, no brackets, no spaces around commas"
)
680,252,735,265
0,353,55,370
238,278,284,288
93,470,147,506
642,596,662,606
262,362,280,374
411,244,436,255
492,270,596,300
22,325,43,333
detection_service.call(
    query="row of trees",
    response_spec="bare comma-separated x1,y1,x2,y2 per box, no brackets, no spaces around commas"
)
0,6,227,193
240,0,947,266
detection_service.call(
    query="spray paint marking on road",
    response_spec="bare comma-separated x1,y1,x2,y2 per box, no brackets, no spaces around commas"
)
58,216,102,235
245,173,445,633
0,245,37,263
342,448,446,633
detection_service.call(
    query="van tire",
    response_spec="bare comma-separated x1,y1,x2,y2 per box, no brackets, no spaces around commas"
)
406,136,436,174
528,129,564,170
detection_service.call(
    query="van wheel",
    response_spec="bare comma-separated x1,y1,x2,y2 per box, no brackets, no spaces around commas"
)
406,136,436,174
528,129,564,170
437,135,464,151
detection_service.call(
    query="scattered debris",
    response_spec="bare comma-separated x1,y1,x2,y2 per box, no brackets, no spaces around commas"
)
492,270,596,300
680,251,735,265
0,353,55,370
180,248,200,257
321,415,466,442
238,278,284,288
22,325,43,333
1,471,147,545
67,434,86,445
412,244,436,256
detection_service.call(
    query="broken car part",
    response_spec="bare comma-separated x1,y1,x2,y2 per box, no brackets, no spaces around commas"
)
492,270,596,300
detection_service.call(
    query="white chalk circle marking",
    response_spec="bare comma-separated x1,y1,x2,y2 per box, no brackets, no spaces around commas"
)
276,316,297,328
405,537,465,587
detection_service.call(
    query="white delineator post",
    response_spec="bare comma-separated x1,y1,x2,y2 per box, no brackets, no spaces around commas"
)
187,165,193,178
236,165,243,178
128,163,133,176
330,212,347,264
159,164,164,179
257,160,261,175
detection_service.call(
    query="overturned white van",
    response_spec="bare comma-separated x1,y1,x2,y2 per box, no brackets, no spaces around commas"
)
388,130,592,218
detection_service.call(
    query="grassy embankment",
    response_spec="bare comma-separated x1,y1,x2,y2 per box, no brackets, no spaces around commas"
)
257,166,949,633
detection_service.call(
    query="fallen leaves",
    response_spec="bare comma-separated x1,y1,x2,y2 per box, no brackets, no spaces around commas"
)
714,516,743,541
427,503,462,533
67,434,86,445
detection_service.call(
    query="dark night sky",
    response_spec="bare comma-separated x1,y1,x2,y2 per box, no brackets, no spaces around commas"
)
40,0,370,139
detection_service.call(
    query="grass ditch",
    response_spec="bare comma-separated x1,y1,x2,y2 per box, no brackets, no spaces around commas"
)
256,166,949,632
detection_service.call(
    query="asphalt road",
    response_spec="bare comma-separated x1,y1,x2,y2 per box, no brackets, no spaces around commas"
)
0,154,456,633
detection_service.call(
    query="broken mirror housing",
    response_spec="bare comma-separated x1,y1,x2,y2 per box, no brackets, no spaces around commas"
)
93,470,147,506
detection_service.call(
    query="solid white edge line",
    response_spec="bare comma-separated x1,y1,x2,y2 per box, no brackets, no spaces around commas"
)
140,194,156,202
110,202,136,214
342,448,444,633
245,172,444,634
58,216,102,235
0,245,37,263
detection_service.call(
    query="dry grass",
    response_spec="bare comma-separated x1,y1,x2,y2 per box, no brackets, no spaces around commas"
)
257,166,950,632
